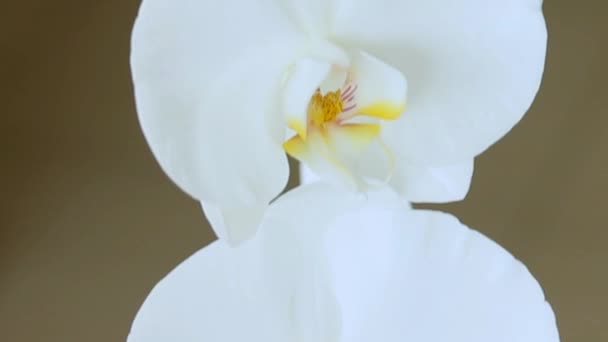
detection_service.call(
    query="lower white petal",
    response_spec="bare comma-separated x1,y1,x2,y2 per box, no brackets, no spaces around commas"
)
127,242,293,342
129,183,558,342
129,183,356,342
325,205,559,342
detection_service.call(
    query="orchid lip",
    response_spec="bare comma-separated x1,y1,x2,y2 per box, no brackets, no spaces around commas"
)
281,50,407,189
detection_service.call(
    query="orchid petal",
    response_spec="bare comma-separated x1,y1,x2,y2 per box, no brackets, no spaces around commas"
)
283,58,332,139
278,0,332,36
324,201,559,342
129,183,359,342
129,182,557,341
300,164,321,184
258,183,357,342
391,159,475,203
127,242,292,341
332,0,547,163
350,51,407,120
319,67,348,94
285,123,387,191
131,0,302,218
327,123,381,154
200,201,267,246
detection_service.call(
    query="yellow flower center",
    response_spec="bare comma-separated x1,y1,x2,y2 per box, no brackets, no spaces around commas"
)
308,89,343,126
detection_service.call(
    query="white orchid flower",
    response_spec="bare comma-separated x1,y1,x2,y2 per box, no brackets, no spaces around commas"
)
128,183,559,341
131,0,547,244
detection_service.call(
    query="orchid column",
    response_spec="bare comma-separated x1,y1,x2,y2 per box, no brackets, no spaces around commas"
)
128,0,558,341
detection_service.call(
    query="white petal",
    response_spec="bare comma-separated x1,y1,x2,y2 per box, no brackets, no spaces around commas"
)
335,133,394,185
130,183,362,342
332,0,547,163
131,0,301,207
256,183,415,342
130,182,558,341
350,51,407,120
128,242,293,342
391,159,475,203
283,58,332,139
278,0,332,36
260,182,540,342
201,201,267,246
325,206,559,342
300,164,321,184
319,67,348,94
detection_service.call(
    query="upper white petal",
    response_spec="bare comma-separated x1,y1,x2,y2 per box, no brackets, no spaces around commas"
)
278,0,333,36
131,0,302,207
319,67,348,94
318,135,473,203
332,0,547,163
350,51,407,120
391,159,475,203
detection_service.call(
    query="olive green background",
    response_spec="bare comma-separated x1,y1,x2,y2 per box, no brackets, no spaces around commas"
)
1,1,606,341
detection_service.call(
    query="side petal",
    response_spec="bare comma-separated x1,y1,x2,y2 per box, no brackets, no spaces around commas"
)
350,51,407,120
391,159,475,203
283,58,332,139
277,0,333,37
128,242,293,342
332,0,547,163
324,206,559,342
201,201,267,246
131,0,301,208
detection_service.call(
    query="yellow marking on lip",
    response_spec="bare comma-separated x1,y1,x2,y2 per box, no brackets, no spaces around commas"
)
333,123,381,149
283,134,308,159
357,101,405,120
287,117,307,139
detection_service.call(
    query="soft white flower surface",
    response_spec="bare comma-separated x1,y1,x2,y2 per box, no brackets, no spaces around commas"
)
128,183,559,342
131,0,547,243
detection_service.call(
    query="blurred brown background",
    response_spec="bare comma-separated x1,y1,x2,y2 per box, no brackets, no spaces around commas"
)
0,0,606,341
